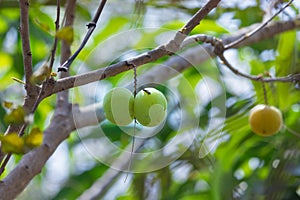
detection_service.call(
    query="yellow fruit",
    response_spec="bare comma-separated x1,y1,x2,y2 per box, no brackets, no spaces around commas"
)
249,104,283,136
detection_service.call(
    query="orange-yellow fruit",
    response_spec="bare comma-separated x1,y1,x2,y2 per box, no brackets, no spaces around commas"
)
249,104,283,136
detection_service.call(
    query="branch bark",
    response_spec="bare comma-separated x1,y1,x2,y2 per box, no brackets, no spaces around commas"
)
19,0,38,110
42,16,300,98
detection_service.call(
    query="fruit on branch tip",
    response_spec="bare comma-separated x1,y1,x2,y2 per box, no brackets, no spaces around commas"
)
134,87,167,127
249,104,283,136
103,87,134,126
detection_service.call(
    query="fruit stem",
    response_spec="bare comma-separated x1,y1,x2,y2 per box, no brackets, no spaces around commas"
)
261,77,269,106
133,64,137,97
143,89,151,95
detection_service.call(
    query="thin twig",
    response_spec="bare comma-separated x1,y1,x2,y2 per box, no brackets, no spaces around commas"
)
183,33,300,85
218,50,300,83
224,0,294,49
0,154,11,175
31,0,61,113
49,0,60,71
58,0,107,72
217,52,297,83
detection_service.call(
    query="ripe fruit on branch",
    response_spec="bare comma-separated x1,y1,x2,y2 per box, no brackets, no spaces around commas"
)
103,87,134,126
249,104,283,136
134,88,167,127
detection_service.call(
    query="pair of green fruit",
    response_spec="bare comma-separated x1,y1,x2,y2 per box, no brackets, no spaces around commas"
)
103,87,167,127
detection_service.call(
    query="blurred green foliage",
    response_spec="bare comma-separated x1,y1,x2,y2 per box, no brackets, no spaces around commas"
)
0,0,299,200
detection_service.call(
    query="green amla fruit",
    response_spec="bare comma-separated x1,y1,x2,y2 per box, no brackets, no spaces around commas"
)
103,87,134,126
134,88,167,127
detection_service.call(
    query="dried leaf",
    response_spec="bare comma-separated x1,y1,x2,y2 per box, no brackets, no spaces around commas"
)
30,64,50,85
3,101,13,109
56,26,74,44
0,133,25,154
25,127,43,149
4,106,25,125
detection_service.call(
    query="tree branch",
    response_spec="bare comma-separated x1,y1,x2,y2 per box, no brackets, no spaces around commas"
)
49,0,60,72
42,17,300,98
19,0,38,105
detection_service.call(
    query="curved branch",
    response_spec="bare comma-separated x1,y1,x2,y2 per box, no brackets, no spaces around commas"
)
42,17,300,98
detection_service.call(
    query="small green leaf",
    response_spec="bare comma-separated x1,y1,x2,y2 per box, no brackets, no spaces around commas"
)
0,133,25,154
56,26,74,44
195,19,228,34
4,106,25,125
34,18,52,33
25,127,43,149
